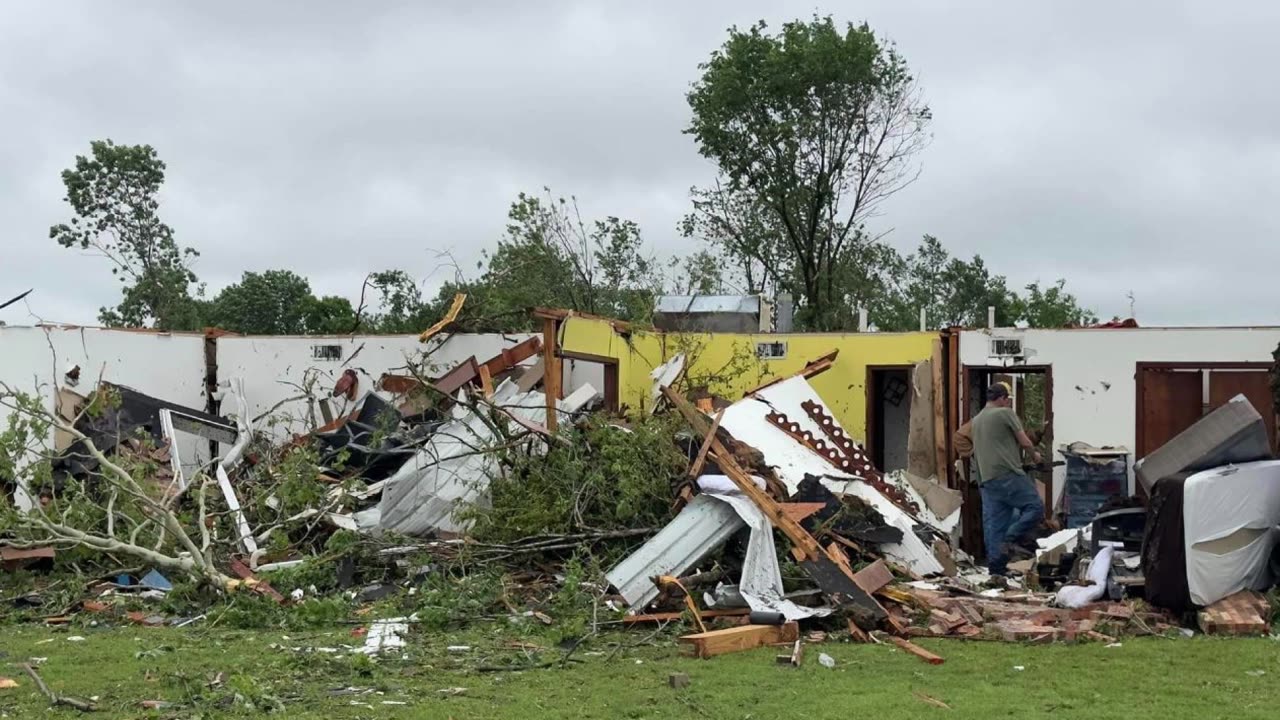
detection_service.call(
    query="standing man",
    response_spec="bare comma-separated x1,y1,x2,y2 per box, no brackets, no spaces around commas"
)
972,381,1044,576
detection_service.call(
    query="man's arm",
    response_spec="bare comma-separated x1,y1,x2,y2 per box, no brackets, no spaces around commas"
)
1006,411,1043,465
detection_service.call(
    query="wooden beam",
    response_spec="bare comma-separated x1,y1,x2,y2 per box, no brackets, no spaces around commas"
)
746,350,839,397
477,365,494,397
931,338,948,485
889,636,945,665
542,317,561,432
687,409,724,480
478,335,542,379
661,385,887,624
678,622,798,659
778,502,827,524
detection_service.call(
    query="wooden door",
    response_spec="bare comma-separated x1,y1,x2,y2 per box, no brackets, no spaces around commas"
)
1138,369,1203,457
1208,370,1276,451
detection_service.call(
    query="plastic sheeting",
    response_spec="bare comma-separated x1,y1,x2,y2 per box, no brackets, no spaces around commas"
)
706,491,831,620
1055,545,1114,608
1184,460,1280,606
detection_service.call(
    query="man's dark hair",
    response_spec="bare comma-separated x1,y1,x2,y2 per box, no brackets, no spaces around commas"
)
986,383,1010,402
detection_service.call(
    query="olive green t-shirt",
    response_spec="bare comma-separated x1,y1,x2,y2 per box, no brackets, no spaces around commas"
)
971,406,1025,484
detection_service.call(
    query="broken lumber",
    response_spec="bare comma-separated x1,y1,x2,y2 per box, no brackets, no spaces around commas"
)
687,409,724,480
889,636,945,665
620,608,750,624
662,385,887,625
679,622,799,659
418,292,466,342
775,639,803,667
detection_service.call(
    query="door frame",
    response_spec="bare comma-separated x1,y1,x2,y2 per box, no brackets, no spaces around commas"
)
864,364,916,473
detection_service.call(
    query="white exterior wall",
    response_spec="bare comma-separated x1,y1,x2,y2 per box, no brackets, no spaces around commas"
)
0,326,208,507
216,333,539,436
959,327,1280,507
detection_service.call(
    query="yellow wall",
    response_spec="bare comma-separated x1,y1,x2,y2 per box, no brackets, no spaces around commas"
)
558,316,936,443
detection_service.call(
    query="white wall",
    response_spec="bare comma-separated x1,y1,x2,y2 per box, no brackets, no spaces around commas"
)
0,326,209,507
959,327,1280,506
216,333,539,435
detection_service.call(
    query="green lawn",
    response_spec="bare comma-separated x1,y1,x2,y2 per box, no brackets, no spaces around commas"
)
1,624,1278,719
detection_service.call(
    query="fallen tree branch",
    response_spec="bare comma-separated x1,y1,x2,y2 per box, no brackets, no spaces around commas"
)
21,663,97,712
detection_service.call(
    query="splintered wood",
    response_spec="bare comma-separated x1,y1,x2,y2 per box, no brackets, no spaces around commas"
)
679,622,799,659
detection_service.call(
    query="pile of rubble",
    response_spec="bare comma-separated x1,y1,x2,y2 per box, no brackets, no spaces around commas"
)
3,305,1279,668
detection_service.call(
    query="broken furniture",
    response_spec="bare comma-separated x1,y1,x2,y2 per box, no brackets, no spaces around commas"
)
1060,443,1129,529
1135,394,1272,495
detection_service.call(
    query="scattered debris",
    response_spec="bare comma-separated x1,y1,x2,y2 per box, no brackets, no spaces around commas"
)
817,652,835,669
668,672,690,689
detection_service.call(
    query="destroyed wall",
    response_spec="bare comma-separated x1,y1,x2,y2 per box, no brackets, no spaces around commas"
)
217,333,537,435
0,326,209,509
958,327,1280,507
558,316,935,442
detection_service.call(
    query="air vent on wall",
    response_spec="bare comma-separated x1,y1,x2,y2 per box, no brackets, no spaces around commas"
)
989,337,1024,358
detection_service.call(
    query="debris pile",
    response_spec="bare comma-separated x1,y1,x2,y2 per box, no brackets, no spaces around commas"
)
2,304,1278,673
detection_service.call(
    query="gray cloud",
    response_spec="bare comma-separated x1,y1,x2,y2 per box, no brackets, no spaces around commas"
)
3,1,1277,327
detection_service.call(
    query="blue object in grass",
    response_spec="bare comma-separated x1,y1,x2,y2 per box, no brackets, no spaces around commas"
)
140,569,173,591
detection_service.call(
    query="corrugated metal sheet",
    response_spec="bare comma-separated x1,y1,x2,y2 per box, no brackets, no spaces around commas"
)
654,295,761,315
606,494,745,610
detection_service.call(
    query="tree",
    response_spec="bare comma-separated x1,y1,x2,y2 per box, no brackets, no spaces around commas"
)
686,16,931,330
50,140,202,330
202,270,359,335
1017,279,1098,328
427,189,661,332
878,236,1095,331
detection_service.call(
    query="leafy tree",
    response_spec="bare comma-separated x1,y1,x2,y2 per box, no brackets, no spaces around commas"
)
427,189,661,332
878,236,1095,330
667,250,726,295
1016,279,1098,328
50,140,202,330
204,269,356,335
685,16,930,330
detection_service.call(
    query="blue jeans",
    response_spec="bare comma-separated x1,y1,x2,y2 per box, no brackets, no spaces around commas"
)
980,472,1044,574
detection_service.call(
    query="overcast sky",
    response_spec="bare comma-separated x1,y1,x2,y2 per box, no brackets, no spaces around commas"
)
3,2,1277,327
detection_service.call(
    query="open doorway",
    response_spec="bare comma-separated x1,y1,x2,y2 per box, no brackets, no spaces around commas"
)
866,367,912,473
959,366,1054,557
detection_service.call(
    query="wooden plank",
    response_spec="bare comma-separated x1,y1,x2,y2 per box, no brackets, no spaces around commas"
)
776,639,803,667
687,410,724,480
433,357,480,396
678,622,798,659
851,559,894,595
746,351,839,397
477,365,494,397
889,636,945,665
542,317,561,432
931,338,947,485
478,336,542,379
516,357,545,393
778,502,827,524
621,608,751,624
417,292,466,342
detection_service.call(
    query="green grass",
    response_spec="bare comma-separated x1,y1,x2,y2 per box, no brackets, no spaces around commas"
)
1,624,1278,719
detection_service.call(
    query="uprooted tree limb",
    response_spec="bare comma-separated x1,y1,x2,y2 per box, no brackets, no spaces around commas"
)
0,381,235,588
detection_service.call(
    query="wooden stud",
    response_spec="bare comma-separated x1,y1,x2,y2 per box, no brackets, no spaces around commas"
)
889,636,945,665
687,409,724,480
931,338,948,484
662,385,887,623
679,622,799,659
477,365,494,397
541,317,561,432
